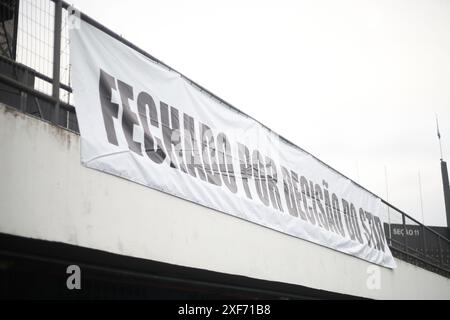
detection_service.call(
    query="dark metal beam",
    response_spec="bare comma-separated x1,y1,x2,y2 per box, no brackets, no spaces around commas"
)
0,72,74,112
0,54,72,93
52,0,62,123
441,160,450,233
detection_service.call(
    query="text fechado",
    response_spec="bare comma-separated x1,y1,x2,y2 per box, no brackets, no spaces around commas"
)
98,68,387,253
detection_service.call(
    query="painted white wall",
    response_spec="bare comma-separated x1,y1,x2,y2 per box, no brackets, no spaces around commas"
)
1,104,449,300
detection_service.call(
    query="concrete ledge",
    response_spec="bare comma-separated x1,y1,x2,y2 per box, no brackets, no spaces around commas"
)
1,104,449,299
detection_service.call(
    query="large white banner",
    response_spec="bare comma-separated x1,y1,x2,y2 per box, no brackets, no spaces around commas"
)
70,20,396,269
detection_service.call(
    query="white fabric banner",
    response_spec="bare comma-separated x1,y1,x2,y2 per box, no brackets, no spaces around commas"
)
70,20,396,269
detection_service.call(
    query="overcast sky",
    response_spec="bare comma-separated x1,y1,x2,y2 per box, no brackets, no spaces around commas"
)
68,0,450,226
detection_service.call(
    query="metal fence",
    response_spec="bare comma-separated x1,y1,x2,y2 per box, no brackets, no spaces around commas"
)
0,0,449,277
0,0,75,130
15,0,71,102
379,200,450,276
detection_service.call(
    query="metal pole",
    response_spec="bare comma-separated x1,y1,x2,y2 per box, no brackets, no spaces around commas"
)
19,68,28,112
418,171,425,224
52,0,62,124
436,115,443,161
438,237,443,267
12,0,20,60
402,213,407,252
385,166,392,244
440,160,450,235
421,224,427,258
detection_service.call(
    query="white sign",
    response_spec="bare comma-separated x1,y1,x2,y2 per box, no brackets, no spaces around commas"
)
70,20,396,269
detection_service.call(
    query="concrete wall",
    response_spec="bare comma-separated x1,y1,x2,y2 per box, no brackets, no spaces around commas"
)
1,104,449,299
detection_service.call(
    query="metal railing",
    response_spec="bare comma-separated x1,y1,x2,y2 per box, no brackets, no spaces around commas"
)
0,0,449,277
0,0,75,129
380,200,450,276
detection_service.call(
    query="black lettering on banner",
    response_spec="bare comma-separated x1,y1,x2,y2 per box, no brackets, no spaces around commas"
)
238,143,253,200
184,114,207,182
342,199,356,241
332,194,346,238
282,167,298,217
217,133,238,194
314,183,329,230
323,181,338,234
136,92,166,163
310,180,323,228
265,156,284,212
200,124,222,187
117,80,142,155
366,211,381,251
253,150,270,207
173,127,188,173
160,102,185,170
97,71,389,259
360,208,371,246
291,172,308,221
300,176,316,225
99,69,119,146
350,204,363,244
374,216,386,252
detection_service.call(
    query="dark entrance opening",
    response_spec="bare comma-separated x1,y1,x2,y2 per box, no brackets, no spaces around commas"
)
0,233,359,300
